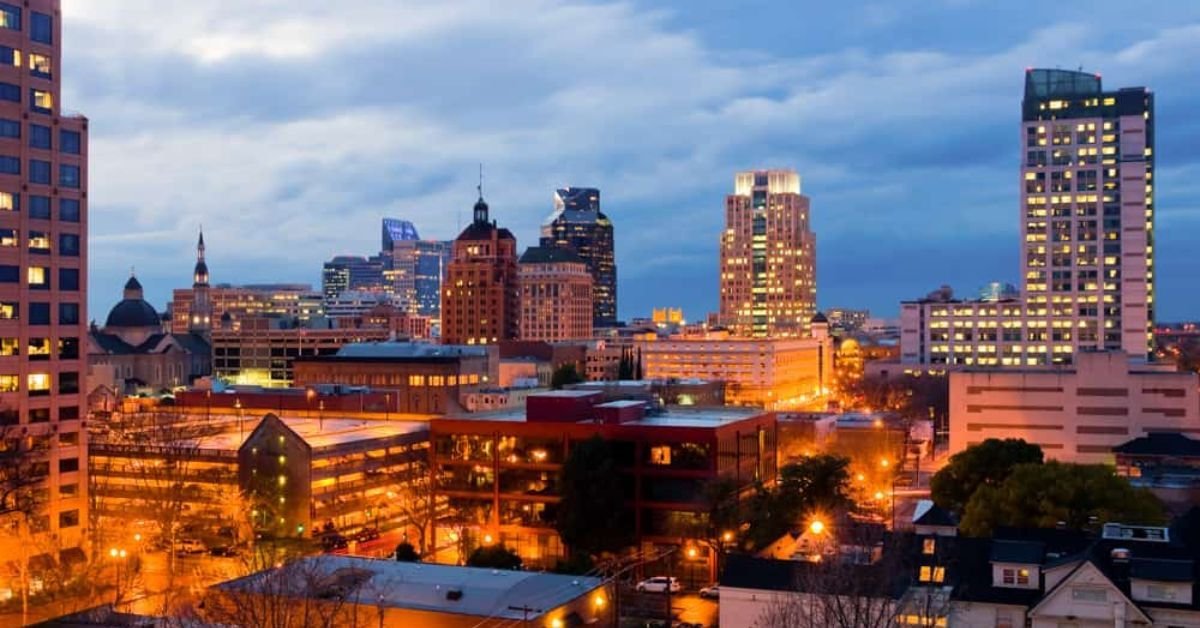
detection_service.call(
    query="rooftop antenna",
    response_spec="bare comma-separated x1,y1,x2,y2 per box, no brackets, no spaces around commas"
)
477,163,484,199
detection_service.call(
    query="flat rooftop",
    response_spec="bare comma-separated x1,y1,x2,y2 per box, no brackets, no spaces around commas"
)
443,405,764,428
217,555,604,620
329,341,488,359
100,415,428,453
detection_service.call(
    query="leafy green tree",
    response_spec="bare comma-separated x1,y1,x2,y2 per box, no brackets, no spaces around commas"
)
550,363,584,390
931,438,1044,514
393,542,419,562
466,544,523,570
960,461,1166,537
742,455,853,551
556,436,633,555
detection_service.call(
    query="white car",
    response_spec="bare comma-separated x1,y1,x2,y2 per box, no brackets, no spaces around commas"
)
699,584,720,599
174,539,206,555
636,576,681,593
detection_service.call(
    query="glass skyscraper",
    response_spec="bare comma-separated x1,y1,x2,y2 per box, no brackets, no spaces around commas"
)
539,187,617,327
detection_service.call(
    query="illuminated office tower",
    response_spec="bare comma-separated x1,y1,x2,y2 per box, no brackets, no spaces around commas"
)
0,0,89,572
518,246,593,342
441,193,519,345
540,187,616,327
719,170,817,338
1020,68,1154,357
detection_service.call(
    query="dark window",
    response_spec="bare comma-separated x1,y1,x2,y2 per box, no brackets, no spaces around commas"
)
30,12,51,44
29,159,49,183
58,406,79,421
29,124,50,149
60,130,80,155
58,510,79,529
29,302,49,325
0,46,16,66
59,198,79,222
29,195,49,218
58,372,78,394
59,164,79,188
58,302,78,324
0,265,16,282
0,118,18,138
59,233,79,256
58,338,78,359
0,155,19,174
0,82,17,102
0,4,20,31
58,268,78,291
29,408,49,423
58,458,78,473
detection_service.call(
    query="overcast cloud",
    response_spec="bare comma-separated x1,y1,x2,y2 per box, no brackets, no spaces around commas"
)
68,0,1200,322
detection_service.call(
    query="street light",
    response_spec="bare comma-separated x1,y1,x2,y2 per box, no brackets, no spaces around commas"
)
109,547,128,605
809,519,826,535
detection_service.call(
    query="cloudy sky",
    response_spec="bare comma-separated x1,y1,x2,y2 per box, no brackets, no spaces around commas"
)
68,1,1200,323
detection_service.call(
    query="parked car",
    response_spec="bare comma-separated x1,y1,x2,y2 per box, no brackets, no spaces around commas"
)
321,534,349,552
699,584,720,599
635,576,681,593
173,539,206,556
209,543,240,557
353,527,380,543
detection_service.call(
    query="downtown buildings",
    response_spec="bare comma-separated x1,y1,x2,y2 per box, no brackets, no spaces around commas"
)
719,169,818,339
0,0,90,583
517,246,593,342
900,69,1156,368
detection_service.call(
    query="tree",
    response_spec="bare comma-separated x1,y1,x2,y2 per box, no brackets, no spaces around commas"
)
556,436,633,556
617,347,635,380
0,422,53,624
393,542,419,562
466,544,522,570
960,461,1166,537
743,455,854,551
930,438,1044,514
394,459,434,556
550,363,585,390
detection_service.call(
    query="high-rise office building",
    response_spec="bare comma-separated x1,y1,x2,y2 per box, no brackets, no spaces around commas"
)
719,170,817,338
321,255,386,301
518,246,593,342
381,218,419,252
899,69,1155,367
441,194,518,345
0,0,89,571
384,219,450,318
540,187,616,327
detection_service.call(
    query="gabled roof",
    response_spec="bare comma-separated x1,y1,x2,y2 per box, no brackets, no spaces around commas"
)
90,332,134,355
913,501,957,527
1114,432,1200,457
1029,560,1154,624
1130,557,1193,582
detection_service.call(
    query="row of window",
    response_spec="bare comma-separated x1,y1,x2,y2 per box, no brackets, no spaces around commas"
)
0,230,79,255
0,371,77,394
0,83,53,113
0,336,78,359
0,265,79,289
0,4,51,42
0,301,80,324
0,157,79,186
0,121,81,154
0,45,51,79
0,192,81,221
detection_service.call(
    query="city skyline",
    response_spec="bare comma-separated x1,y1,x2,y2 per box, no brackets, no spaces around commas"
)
72,2,1200,323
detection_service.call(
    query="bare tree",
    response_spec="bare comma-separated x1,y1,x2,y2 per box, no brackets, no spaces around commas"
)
393,458,434,557
0,422,55,624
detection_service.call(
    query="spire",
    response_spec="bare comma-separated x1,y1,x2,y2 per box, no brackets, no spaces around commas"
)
197,226,206,262
473,164,489,224
193,226,210,288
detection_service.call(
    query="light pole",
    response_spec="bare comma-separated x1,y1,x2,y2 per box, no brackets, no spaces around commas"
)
235,398,243,441
108,547,127,606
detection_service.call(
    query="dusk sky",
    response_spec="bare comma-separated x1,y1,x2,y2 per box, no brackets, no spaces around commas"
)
69,1,1200,323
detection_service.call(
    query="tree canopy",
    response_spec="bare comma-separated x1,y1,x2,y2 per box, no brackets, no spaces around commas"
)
743,454,853,550
550,363,584,390
393,542,419,562
466,544,523,570
555,436,633,555
930,438,1044,514
959,461,1166,536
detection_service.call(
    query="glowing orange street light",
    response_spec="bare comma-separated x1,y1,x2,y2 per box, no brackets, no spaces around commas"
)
880,458,890,468
482,533,494,546
809,519,826,535
722,531,734,543
874,491,885,501
855,473,865,483
687,546,698,559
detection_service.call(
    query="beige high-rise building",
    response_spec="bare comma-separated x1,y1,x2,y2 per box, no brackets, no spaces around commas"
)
719,169,817,338
517,246,592,342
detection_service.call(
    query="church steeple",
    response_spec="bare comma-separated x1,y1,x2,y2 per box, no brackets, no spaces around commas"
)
190,227,212,335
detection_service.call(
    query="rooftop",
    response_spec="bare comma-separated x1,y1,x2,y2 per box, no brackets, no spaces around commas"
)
446,404,762,428
313,341,490,360
97,415,427,453
217,556,603,620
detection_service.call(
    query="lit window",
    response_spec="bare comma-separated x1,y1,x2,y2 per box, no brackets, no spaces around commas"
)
27,266,47,289
649,445,672,465
28,53,49,79
27,372,49,393
923,538,936,555
0,337,15,356
30,89,51,114
0,192,15,211
0,374,15,392
0,3,19,31
28,230,49,252
919,566,945,583
0,229,15,247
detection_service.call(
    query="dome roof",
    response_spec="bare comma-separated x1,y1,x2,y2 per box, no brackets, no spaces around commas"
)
105,298,161,329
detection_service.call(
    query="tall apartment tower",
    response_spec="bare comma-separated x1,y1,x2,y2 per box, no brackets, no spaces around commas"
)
1020,69,1154,357
189,229,212,334
719,170,817,338
0,0,89,564
540,187,616,327
441,193,519,345
518,246,593,342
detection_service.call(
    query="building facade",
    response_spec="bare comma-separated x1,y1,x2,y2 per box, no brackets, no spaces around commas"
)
636,330,833,410
948,351,1199,464
171,283,322,333
539,187,617,327
901,69,1156,368
517,246,593,342
719,169,817,338
430,391,777,573
440,194,518,345
322,255,387,301
0,0,90,580
390,238,450,318
211,318,390,387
